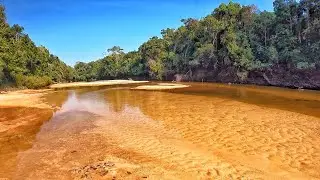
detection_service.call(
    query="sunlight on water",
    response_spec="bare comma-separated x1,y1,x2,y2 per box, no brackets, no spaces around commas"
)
55,91,111,117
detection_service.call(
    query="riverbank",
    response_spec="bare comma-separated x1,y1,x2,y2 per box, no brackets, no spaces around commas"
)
0,89,52,109
49,80,149,89
132,83,190,90
0,89,62,133
173,66,320,90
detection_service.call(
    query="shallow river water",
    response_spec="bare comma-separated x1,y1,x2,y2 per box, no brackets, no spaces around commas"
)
1,83,320,179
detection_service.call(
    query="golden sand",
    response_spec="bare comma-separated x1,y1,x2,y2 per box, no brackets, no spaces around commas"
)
0,85,320,179
0,90,56,178
92,90,320,179
132,83,190,90
50,80,149,89
0,89,52,109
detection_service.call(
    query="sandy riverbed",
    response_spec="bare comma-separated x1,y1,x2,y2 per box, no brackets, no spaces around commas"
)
0,89,57,179
1,84,320,179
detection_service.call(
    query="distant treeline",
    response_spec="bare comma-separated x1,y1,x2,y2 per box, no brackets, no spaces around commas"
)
0,5,74,89
74,0,320,88
1,0,320,89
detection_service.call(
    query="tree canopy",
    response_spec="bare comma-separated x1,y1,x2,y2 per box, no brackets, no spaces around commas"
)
0,5,74,88
1,0,319,88
74,0,319,83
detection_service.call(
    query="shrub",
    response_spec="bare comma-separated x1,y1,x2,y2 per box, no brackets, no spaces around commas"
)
15,74,53,89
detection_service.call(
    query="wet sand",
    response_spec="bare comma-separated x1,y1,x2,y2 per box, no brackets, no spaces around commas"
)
0,89,70,179
0,107,53,179
0,89,52,109
116,90,320,179
0,84,320,179
0,90,58,133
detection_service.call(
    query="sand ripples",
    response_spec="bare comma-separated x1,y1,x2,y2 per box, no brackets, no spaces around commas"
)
1,86,320,179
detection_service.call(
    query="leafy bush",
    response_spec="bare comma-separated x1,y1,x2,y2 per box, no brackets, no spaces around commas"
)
15,74,53,89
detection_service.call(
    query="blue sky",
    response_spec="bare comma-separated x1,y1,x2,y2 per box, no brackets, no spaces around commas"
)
3,0,273,66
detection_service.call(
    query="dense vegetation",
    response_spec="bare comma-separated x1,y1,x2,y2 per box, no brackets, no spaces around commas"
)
0,5,74,89
1,0,320,89
75,0,320,88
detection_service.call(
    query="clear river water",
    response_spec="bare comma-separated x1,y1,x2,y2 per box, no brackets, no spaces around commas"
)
1,82,320,179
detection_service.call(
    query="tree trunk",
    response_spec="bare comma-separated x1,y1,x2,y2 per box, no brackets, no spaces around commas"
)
184,44,190,58
262,73,272,85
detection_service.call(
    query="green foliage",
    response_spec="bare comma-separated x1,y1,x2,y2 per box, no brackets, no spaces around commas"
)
74,0,319,82
2,1,320,86
15,74,52,89
139,37,170,79
0,5,74,88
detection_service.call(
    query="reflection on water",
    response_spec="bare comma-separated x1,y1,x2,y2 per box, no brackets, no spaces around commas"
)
1,83,320,179
99,86,320,179
45,83,320,120
173,83,320,118
12,90,173,179
55,91,110,116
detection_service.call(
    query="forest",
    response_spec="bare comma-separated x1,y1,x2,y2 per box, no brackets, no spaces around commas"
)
0,6,74,89
1,0,320,89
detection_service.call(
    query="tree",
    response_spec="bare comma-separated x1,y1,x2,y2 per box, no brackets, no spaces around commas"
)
2,1,319,87
139,37,169,79
80,0,318,83
107,46,124,55
0,4,74,88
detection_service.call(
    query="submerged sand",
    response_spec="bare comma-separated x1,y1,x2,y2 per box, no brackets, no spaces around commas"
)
0,90,58,179
50,80,149,89
1,84,320,179
91,90,320,179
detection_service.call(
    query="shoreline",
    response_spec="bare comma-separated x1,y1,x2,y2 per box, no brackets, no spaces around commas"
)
132,83,190,90
1,80,320,179
0,89,53,109
2,79,319,93
49,80,149,89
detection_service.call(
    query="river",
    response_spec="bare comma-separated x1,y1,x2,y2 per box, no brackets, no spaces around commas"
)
0,83,320,179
